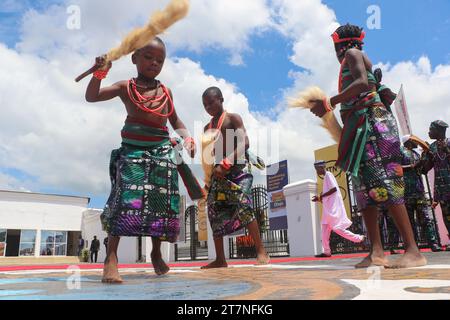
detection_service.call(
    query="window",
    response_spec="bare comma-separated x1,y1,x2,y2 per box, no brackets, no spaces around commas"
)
0,229,6,257
19,230,36,256
40,230,67,256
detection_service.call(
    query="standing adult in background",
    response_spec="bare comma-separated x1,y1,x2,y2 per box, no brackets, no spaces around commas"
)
401,135,441,252
421,121,450,251
312,160,365,258
90,236,100,263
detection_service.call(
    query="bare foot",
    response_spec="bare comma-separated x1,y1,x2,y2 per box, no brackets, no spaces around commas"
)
102,255,123,284
355,253,390,269
256,253,270,265
388,251,427,269
201,259,228,269
151,253,170,276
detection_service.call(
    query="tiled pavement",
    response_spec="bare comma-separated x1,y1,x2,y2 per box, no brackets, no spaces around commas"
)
0,252,449,300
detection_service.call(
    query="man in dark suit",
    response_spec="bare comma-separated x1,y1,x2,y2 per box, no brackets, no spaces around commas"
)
90,236,100,263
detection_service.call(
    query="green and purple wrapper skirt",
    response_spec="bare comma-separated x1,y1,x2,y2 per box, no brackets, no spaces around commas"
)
337,67,404,211
207,163,256,238
101,117,204,242
349,104,405,211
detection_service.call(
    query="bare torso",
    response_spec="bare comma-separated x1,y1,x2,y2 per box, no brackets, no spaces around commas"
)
205,112,248,161
344,52,377,92
117,79,171,127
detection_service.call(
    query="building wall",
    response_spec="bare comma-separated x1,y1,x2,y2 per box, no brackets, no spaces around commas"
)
0,191,87,231
0,190,228,262
0,190,187,262
0,190,89,257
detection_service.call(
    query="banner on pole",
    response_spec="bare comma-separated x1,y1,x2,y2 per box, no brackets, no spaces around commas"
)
267,160,289,230
394,85,413,135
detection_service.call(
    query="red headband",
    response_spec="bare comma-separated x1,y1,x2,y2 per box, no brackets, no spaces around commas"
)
332,31,365,44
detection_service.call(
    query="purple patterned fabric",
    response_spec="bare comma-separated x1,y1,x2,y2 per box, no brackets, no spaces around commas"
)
352,105,405,211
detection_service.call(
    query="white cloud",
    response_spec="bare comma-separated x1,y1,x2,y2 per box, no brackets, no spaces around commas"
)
0,170,33,192
1,0,450,205
377,56,450,136
16,0,272,66
166,0,272,65
0,43,123,195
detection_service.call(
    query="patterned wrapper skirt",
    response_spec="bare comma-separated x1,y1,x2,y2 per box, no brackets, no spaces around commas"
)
351,105,405,211
101,143,180,242
207,163,255,238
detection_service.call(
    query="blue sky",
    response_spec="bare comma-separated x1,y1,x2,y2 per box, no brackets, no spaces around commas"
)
324,0,450,65
0,0,61,45
1,0,449,208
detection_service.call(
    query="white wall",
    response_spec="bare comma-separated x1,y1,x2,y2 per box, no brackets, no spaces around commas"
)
0,191,88,231
0,190,89,257
81,209,108,262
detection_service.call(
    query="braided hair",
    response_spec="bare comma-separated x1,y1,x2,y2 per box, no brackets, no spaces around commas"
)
333,24,364,58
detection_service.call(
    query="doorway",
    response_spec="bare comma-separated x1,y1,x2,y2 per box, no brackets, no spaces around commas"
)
5,229,20,257
67,231,81,256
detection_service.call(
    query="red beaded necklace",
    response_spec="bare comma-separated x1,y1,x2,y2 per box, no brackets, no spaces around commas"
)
209,110,227,130
127,78,174,118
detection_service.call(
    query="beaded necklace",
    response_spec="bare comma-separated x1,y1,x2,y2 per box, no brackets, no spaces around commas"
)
127,78,174,118
208,110,227,130
436,138,449,161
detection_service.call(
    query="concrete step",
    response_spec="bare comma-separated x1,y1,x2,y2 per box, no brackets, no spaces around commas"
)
0,256,80,266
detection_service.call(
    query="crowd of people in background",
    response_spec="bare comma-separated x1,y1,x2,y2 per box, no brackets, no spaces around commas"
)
396,120,450,252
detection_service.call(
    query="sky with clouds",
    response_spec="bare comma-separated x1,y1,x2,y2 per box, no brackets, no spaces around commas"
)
0,0,449,208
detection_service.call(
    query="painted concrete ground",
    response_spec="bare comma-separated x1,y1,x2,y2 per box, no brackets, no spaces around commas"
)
0,252,449,300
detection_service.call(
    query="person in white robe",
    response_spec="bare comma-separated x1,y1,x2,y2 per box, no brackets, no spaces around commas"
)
313,160,365,257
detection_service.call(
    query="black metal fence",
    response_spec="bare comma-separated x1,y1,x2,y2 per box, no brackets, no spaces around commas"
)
329,174,442,254
176,172,441,259
229,185,290,259
174,205,208,261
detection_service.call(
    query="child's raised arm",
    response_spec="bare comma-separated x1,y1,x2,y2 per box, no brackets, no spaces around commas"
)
85,56,125,103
